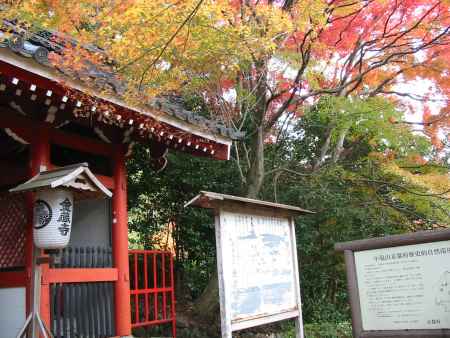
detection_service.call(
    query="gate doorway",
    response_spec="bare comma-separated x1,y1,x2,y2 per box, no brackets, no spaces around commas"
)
129,250,176,337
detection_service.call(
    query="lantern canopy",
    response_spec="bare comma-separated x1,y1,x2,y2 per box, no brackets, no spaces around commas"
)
9,162,112,199
10,163,112,249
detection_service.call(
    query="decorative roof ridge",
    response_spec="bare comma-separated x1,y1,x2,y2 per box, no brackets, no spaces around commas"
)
150,96,245,140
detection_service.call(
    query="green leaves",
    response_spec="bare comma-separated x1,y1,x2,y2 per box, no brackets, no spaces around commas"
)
125,93,448,329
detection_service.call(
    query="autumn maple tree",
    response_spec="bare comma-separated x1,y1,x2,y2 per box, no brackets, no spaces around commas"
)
4,0,449,195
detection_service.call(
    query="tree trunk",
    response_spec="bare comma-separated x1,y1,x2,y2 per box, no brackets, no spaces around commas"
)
313,127,333,171
332,126,348,163
192,59,268,325
191,125,266,322
192,272,219,321
245,125,265,198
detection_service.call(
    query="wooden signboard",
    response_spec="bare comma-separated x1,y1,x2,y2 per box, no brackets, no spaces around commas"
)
335,229,450,338
186,191,314,338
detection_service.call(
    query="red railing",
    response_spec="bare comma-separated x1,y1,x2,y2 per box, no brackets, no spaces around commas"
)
129,250,176,337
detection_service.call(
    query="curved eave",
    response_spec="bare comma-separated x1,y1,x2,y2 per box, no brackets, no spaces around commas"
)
0,48,233,160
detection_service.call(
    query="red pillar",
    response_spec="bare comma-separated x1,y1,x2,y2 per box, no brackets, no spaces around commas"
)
112,145,132,337
27,128,51,330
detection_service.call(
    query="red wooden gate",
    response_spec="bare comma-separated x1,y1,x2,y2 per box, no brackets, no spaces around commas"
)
129,250,176,337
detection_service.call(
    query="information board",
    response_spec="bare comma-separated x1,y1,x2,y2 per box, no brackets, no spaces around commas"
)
216,209,303,337
186,191,311,338
355,240,450,331
220,211,297,322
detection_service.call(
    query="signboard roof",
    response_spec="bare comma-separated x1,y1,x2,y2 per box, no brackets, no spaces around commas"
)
335,228,450,252
185,191,314,216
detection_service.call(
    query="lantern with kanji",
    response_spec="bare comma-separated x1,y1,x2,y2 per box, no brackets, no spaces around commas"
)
10,163,112,249
33,189,74,249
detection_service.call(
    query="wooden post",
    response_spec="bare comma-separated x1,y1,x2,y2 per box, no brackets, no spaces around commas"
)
25,162,35,314
112,145,132,337
289,217,305,338
343,250,362,338
215,212,232,338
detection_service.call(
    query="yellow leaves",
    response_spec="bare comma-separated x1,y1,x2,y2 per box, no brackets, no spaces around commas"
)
304,67,323,91
384,163,450,199
292,0,328,29
254,4,293,34
8,0,306,100
368,138,378,147
328,0,361,18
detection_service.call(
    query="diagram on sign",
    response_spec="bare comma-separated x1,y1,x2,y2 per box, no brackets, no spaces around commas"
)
222,213,296,320
435,271,450,312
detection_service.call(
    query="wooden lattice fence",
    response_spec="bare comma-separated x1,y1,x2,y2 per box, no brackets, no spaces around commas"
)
0,192,27,270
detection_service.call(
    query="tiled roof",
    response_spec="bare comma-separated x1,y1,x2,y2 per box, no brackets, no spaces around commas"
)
0,20,244,141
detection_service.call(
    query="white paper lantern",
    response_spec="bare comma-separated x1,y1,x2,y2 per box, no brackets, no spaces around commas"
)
33,189,74,249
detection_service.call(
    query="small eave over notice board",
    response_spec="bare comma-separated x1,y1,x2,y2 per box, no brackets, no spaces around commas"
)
186,191,314,338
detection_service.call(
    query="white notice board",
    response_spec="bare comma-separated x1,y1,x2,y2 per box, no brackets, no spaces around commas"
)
355,240,450,331
216,210,304,337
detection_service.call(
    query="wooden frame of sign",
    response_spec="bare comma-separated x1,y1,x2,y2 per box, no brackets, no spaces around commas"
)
185,191,314,338
335,229,450,338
